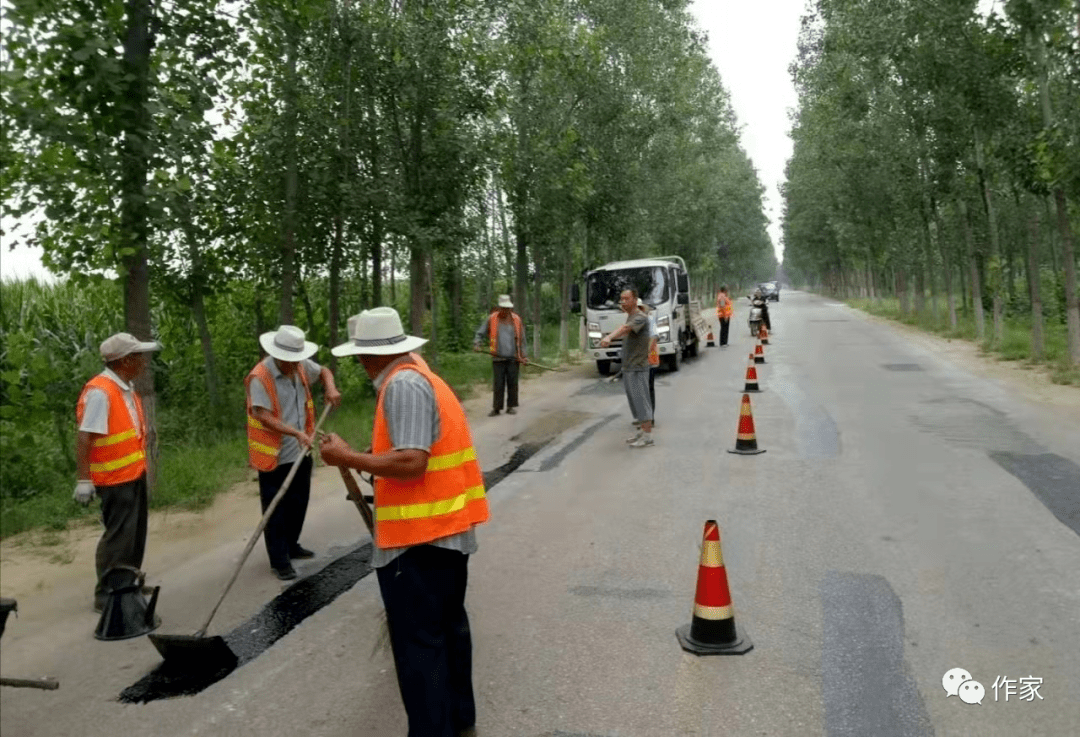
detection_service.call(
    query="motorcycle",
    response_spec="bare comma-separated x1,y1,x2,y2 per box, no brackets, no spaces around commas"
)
747,296,763,337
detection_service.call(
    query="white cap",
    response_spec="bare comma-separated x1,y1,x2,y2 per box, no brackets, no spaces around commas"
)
100,333,162,362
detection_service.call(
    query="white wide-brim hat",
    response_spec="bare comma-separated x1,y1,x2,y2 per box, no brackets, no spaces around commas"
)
260,325,318,362
497,294,513,309
332,307,428,357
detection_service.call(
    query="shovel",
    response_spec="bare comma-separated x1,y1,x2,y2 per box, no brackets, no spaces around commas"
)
148,404,334,671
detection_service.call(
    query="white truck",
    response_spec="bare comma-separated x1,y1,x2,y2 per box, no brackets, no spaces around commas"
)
571,255,710,375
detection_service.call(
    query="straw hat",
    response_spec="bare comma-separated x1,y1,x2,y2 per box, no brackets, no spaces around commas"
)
331,307,428,357
259,325,318,362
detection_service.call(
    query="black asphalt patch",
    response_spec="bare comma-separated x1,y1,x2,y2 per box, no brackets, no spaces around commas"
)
988,451,1080,537
809,319,850,322
120,439,553,702
883,363,923,371
821,571,933,737
538,414,618,472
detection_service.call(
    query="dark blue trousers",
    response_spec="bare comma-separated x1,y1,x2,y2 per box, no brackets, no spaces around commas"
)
376,545,475,737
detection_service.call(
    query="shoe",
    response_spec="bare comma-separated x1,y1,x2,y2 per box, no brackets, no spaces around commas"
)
488,409,501,417
457,728,478,737
632,420,641,427
629,434,654,448
626,431,643,444
507,407,517,415
273,565,297,581
93,600,105,614
290,545,315,560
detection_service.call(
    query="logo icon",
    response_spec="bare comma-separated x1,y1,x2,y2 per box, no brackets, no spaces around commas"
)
958,680,985,705
943,667,972,697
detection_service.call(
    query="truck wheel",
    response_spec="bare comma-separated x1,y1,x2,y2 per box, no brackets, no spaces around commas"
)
596,360,612,376
687,338,699,358
664,349,680,372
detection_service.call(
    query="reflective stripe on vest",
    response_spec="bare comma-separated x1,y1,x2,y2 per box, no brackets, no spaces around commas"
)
717,293,732,319
488,312,524,358
245,360,315,471
372,360,489,549
77,375,147,486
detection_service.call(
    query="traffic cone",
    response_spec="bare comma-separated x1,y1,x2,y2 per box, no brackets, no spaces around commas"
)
676,520,753,655
706,328,716,347
753,339,766,365
759,325,769,345
727,393,765,454
740,353,764,392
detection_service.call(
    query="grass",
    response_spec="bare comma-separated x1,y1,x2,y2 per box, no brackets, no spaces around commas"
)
0,336,580,540
844,296,1080,386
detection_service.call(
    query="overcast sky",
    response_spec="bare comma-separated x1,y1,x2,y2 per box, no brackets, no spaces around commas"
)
0,0,805,280
689,0,806,265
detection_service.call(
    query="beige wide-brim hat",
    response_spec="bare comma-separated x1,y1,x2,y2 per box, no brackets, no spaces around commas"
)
331,307,428,357
497,294,514,309
100,332,162,362
260,325,318,362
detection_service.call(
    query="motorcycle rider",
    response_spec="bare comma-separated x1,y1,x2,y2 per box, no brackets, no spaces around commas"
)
751,289,772,333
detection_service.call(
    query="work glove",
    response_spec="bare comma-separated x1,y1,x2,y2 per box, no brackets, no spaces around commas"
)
73,480,96,506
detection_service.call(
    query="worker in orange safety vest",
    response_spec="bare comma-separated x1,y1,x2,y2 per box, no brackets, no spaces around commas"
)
321,306,488,737
716,285,733,346
75,332,162,613
472,294,527,416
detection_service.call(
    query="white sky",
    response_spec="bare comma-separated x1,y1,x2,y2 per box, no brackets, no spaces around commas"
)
1,0,805,280
689,0,806,265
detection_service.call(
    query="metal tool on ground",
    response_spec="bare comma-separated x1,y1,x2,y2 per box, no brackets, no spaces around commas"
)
676,519,752,655
0,598,60,690
94,565,160,641
727,393,765,455
148,403,334,671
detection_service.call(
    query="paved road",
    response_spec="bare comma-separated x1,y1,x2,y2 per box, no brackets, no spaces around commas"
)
3,291,1079,736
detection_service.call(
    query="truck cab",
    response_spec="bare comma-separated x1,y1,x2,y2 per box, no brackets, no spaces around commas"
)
571,256,706,375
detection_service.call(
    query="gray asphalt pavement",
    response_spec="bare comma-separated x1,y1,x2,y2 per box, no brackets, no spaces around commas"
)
3,291,1079,736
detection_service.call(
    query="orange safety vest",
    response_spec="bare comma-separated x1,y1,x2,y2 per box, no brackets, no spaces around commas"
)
372,360,489,549
245,360,315,471
488,311,525,360
76,374,147,487
716,292,733,319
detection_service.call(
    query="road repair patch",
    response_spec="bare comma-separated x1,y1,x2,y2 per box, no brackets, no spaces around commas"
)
988,451,1080,537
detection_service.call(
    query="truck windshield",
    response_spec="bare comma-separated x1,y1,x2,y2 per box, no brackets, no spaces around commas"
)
587,267,669,309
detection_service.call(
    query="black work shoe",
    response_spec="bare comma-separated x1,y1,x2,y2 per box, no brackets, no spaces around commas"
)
273,565,297,581
488,409,501,417
289,546,315,560
507,407,517,415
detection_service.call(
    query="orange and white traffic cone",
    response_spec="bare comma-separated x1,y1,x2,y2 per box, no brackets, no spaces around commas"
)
741,353,763,392
759,325,769,345
753,338,766,365
727,393,765,455
706,328,716,347
676,520,753,655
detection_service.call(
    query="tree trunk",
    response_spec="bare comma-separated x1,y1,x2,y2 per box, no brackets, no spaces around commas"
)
559,248,570,355
120,0,157,490
514,183,529,318
1053,188,1080,364
451,251,462,349
960,198,986,341
390,236,397,306
279,30,300,326
974,130,1004,346
367,92,383,308
409,245,426,336
496,186,513,292
1027,209,1045,360
427,254,438,368
329,218,343,373
532,260,542,360
933,210,957,331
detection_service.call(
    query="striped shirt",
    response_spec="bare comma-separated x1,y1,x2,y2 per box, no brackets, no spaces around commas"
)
369,355,478,568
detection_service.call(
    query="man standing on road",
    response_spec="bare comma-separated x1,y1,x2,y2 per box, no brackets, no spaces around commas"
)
472,294,526,417
320,307,488,737
245,325,341,581
639,299,660,424
600,289,654,448
716,285,733,346
75,332,162,613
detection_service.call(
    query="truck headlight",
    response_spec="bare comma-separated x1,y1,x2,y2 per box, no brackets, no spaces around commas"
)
658,327,670,342
588,322,602,340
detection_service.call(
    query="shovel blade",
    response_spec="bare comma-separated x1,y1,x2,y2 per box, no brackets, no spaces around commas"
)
148,632,238,671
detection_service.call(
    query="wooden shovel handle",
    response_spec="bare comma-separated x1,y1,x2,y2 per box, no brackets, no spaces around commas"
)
337,466,375,536
196,403,334,636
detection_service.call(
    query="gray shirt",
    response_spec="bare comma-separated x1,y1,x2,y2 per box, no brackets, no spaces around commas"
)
620,312,651,370
473,314,521,360
369,355,479,569
78,368,143,437
248,356,321,466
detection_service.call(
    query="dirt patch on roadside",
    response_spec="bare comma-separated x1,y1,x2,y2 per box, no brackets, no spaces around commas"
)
856,309,1080,411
